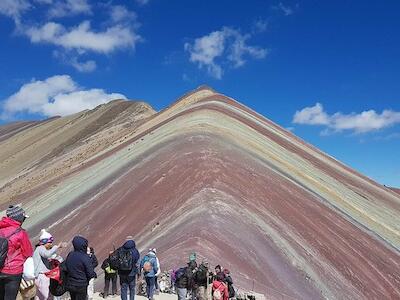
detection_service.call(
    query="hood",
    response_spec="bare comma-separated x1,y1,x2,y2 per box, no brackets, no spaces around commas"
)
72,236,88,252
0,216,21,229
147,251,156,257
123,240,136,249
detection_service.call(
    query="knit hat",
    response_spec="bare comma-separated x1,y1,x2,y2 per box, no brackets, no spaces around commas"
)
189,252,197,262
149,248,157,254
6,205,29,223
126,235,134,241
39,229,54,244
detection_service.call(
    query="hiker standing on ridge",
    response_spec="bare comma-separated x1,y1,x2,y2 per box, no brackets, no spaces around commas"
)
174,264,193,300
223,269,235,299
210,265,222,283
0,205,33,300
101,250,118,298
187,253,198,300
150,248,161,293
87,246,98,300
33,229,66,300
211,273,228,300
115,236,140,300
65,236,97,300
194,260,209,300
140,249,159,300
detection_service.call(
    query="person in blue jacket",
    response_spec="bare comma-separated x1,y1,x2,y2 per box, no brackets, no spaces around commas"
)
140,250,159,300
117,236,140,300
65,236,96,300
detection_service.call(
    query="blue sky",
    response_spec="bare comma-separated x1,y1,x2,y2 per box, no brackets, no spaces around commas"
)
1,0,399,186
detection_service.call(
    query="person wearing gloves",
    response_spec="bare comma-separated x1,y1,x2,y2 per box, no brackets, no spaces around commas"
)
0,205,33,300
65,236,97,300
33,229,66,300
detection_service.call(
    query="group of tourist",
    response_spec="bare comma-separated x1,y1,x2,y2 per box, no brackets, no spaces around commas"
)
0,205,235,300
172,254,235,300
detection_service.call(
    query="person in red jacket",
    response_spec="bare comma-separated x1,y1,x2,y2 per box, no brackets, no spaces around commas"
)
212,272,229,300
0,205,33,300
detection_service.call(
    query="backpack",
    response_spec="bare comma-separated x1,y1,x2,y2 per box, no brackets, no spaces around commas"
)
174,267,186,281
195,266,208,283
118,248,133,271
0,228,21,268
109,249,120,270
142,255,154,273
213,283,224,300
47,261,68,297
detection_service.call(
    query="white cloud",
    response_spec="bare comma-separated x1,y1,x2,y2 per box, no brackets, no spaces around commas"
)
0,0,30,24
110,5,137,24
293,103,330,125
70,58,97,72
47,0,91,18
135,0,150,5
1,75,126,118
184,27,267,79
273,2,294,16
24,20,141,54
253,19,268,33
293,103,400,134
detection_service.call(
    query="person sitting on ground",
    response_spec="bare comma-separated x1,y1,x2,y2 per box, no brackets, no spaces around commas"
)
65,236,97,300
101,251,118,298
0,205,33,300
87,246,98,300
140,249,159,300
223,269,235,299
117,236,140,300
194,259,209,300
33,229,66,300
174,264,194,300
211,273,229,300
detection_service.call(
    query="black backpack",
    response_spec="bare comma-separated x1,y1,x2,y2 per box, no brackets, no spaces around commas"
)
0,228,21,268
118,248,133,271
109,249,120,270
195,266,208,283
49,261,68,297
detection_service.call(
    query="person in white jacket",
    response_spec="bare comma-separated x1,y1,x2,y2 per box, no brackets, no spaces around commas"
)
33,229,66,300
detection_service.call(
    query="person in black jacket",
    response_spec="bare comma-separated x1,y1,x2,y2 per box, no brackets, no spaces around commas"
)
65,236,96,300
101,251,118,298
118,236,140,300
194,260,209,300
87,246,98,300
175,264,194,300
223,269,235,299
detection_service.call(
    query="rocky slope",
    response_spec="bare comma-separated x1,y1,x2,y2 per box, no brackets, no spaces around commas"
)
1,87,399,299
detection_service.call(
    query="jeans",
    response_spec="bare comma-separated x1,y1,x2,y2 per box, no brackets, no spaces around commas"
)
104,275,117,296
120,275,136,300
0,273,22,300
191,288,197,300
145,276,156,299
154,276,158,290
68,285,88,300
177,287,187,300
